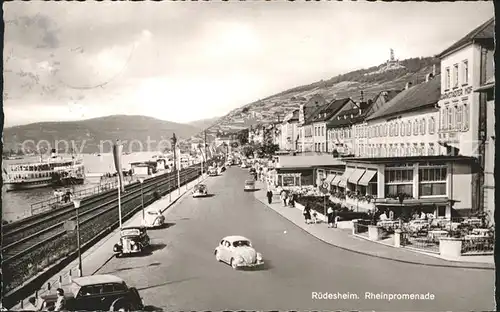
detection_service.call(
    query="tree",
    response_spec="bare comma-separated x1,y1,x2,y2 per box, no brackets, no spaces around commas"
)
230,142,239,148
242,144,255,158
258,143,279,158
236,129,249,145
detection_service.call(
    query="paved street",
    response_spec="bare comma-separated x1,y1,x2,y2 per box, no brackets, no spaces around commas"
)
96,167,495,311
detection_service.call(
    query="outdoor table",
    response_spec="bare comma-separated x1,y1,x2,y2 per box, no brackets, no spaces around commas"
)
472,228,490,235
428,230,448,240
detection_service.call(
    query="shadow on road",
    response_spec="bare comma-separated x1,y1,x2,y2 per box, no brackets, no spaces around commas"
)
137,277,198,291
147,243,167,254
111,262,162,274
244,188,261,192
143,305,164,312
193,194,215,198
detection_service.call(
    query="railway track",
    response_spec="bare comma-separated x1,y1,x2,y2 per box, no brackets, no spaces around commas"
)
2,166,201,265
2,168,182,243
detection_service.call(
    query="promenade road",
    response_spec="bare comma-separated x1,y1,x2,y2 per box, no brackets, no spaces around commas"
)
95,166,495,311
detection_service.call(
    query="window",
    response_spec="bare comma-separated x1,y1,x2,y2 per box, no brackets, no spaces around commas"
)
445,67,450,90
453,64,459,88
447,107,453,130
428,144,435,156
413,120,418,136
428,117,435,134
420,143,426,156
462,60,469,85
383,124,388,136
385,168,414,197
419,166,447,196
322,143,325,152
462,104,469,131
456,105,463,130
394,122,399,136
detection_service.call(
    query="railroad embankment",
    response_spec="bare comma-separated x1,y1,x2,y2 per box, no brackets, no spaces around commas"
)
2,165,205,307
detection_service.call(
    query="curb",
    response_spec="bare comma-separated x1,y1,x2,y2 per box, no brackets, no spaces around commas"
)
255,189,494,271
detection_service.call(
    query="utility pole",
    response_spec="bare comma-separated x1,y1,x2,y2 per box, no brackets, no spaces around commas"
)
204,130,208,165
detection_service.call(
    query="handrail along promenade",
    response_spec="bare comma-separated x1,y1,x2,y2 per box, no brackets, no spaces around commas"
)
2,164,205,294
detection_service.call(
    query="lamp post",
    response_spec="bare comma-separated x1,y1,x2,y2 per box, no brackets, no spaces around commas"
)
171,133,181,195
73,199,83,277
138,178,144,221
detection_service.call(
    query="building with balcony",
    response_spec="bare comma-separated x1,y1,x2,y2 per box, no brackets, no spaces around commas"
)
327,73,479,218
436,17,494,221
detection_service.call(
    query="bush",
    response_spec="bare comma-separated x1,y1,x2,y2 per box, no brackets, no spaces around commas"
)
335,211,370,221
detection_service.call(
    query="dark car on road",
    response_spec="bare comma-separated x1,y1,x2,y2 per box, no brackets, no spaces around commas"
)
27,274,143,311
113,226,150,257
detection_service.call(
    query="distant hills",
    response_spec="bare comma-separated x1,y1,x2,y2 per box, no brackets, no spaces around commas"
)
208,56,441,132
187,116,220,130
3,115,202,154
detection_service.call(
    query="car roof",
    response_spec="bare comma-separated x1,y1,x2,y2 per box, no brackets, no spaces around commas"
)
72,274,124,286
223,235,250,242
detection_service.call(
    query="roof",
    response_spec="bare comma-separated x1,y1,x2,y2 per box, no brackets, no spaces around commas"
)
327,101,373,128
306,98,352,125
276,155,345,168
437,17,495,58
366,76,441,121
72,274,124,286
224,235,250,242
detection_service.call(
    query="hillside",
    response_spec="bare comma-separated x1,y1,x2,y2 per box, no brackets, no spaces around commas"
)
3,115,202,154
208,56,440,132
187,116,221,130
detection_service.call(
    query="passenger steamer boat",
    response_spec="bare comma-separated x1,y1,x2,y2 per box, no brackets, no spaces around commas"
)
2,149,85,192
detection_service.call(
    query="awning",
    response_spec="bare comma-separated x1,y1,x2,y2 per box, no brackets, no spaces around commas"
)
324,174,336,185
340,167,355,181
332,175,343,186
358,169,377,186
348,169,365,184
338,179,347,188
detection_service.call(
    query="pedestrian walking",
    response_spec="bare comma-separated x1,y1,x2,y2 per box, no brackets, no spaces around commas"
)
266,189,273,204
280,191,288,207
288,193,296,208
54,288,66,311
303,204,311,224
327,207,334,227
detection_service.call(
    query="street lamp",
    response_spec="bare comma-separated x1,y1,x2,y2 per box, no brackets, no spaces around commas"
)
73,199,83,277
138,178,145,221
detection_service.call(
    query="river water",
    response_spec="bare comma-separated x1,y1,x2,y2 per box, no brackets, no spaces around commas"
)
2,152,167,222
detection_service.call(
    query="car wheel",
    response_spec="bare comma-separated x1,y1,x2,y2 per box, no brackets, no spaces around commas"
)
215,250,222,262
110,298,131,312
230,258,238,269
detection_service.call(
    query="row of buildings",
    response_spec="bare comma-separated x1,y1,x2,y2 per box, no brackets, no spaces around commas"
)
247,18,494,225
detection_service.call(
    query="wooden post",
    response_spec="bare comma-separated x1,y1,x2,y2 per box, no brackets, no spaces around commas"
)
47,282,51,293
58,275,62,288
69,268,72,282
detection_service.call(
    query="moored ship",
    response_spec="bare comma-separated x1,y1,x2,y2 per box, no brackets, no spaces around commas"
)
2,150,85,192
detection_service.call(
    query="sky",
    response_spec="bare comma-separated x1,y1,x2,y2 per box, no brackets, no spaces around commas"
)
3,1,494,127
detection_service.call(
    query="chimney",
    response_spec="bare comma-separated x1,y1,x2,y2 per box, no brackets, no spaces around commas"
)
405,82,412,90
432,64,436,76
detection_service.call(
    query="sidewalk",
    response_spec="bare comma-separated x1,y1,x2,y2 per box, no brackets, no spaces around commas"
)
254,182,494,270
12,174,208,310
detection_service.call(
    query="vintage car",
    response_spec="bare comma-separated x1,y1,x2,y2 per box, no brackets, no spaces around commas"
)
192,183,208,197
26,274,143,311
244,179,256,191
142,209,165,228
214,236,264,269
240,163,248,169
113,226,150,257
225,161,232,167
208,167,218,176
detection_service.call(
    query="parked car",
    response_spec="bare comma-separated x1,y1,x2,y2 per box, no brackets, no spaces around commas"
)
192,183,208,197
214,236,264,269
113,226,150,257
244,179,256,191
27,274,143,311
142,209,165,228
208,167,218,176
241,163,248,169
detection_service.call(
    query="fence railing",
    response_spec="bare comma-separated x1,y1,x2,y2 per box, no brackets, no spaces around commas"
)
353,222,369,238
29,177,137,217
461,236,495,255
401,233,440,253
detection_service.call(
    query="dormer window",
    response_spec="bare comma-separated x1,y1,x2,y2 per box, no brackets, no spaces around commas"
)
350,114,353,119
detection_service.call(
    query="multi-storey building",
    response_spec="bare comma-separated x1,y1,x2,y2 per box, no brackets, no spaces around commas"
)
436,17,494,220
307,98,353,153
297,94,328,152
279,109,299,151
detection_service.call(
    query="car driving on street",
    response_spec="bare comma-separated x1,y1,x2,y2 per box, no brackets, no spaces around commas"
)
214,236,264,269
113,226,150,257
244,179,256,191
192,183,209,197
142,209,165,228
27,274,143,311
